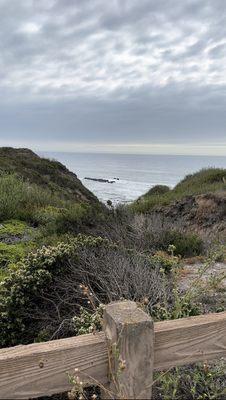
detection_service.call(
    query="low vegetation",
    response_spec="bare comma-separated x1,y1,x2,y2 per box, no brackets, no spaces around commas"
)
0,235,176,346
0,147,98,203
0,170,102,278
0,148,226,400
133,168,226,213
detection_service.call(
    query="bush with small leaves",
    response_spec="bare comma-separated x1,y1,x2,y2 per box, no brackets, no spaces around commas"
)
151,251,180,273
0,235,118,346
72,305,103,335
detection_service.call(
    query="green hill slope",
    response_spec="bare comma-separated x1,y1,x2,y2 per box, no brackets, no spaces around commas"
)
0,148,103,279
133,168,226,213
0,147,99,204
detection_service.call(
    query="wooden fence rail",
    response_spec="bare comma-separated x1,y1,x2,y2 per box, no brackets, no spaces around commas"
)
1,301,226,399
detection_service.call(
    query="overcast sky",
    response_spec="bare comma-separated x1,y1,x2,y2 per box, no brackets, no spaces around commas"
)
0,0,226,155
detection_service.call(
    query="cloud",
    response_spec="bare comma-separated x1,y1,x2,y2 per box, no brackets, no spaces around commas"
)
0,0,225,153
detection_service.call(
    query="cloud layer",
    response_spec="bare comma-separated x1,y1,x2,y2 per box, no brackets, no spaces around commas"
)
0,0,226,153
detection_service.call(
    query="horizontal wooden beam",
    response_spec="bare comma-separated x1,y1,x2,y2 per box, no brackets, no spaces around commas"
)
154,311,226,370
0,332,108,399
1,311,226,399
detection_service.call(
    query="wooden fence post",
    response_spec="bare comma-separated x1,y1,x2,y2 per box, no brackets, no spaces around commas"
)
102,301,154,399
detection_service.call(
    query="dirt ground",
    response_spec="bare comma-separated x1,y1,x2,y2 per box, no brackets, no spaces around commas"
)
179,262,226,291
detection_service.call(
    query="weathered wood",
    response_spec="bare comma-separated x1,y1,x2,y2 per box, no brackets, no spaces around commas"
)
0,332,108,400
1,311,226,399
154,311,226,370
103,301,154,399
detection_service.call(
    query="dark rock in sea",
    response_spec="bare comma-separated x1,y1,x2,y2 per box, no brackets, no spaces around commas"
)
84,177,115,184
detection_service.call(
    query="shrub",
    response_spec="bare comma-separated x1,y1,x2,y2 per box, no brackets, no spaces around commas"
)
53,203,97,234
0,174,28,221
0,240,78,346
33,206,63,225
162,230,204,257
0,147,99,204
72,305,103,335
0,173,101,236
143,185,171,198
0,235,172,347
35,203,99,236
132,168,226,213
0,219,36,282
0,242,30,268
0,219,30,238
151,251,179,272
154,361,226,400
0,173,60,222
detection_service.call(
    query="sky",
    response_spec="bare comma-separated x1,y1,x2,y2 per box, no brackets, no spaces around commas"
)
0,0,226,155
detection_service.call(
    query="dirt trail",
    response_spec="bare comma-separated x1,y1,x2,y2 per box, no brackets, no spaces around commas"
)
179,262,226,291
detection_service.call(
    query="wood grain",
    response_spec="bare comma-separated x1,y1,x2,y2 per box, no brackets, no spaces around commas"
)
154,311,226,370
103,301,154,399
0,332,108,399
1,311,226,399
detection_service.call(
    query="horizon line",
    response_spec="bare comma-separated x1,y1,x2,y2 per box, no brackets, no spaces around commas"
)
0,141,226,157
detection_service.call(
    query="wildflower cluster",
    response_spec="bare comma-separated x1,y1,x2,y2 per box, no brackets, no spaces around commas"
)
72,305,103,335
68,368,98,400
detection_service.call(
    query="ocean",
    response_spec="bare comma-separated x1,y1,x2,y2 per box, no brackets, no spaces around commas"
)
40,152,226,204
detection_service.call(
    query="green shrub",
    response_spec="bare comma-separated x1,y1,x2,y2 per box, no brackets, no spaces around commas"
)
154,361,226,400
0,174,28,221
151,251,179,272
0,220,30,237
158,230,204,257
132,168,226,213
33,206,64,225
0,234,173,347
0,220,35,276
0,173,100,235
72,305,103,335
177,168,226,190
0,235,115,346
0,173,60,222
53,203,96,234
35,203,98,235
143,185,171,198
0,240,78,346
0,242,29,268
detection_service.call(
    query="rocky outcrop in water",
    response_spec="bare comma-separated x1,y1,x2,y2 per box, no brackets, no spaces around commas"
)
85,177,115,184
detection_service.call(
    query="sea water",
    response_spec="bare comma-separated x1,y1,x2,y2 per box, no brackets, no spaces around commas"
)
40,152,226,204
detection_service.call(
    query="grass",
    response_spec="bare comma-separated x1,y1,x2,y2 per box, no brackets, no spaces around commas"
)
0,173,99,227
0,148,104,283
0,150,225,400
0,147,99,204
154,361,226,400
0,173,61,222
0,173,101,279
160,230,204,257
132,168,226,213
0,220,30,237
0,241,32,268
0,219,36,280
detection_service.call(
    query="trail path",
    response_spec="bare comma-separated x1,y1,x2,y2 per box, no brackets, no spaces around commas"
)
179,262,226,291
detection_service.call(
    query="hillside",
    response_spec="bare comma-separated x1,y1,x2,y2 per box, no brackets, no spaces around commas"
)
133,168,226,216
0,147,99,204
0,153,226,400
153,191,226,233
0,148,103,281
